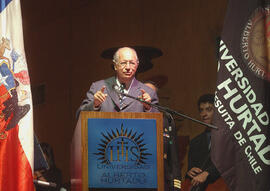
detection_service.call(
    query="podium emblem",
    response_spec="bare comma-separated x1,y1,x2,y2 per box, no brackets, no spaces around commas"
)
94,123,152,165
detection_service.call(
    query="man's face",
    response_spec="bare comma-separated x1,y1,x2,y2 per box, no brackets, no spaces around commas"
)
199,102,214,124
114,48,138,82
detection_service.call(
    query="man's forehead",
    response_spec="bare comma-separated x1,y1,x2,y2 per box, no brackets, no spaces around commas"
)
119,48,136,60
199,102,214,108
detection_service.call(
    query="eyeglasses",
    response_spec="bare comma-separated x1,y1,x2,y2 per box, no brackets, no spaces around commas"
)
116,61,138,68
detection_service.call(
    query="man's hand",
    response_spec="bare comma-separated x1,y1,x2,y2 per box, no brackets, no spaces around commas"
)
139,89,151,110
34,170,46,181
191,171,209,186
94,86,107,108
187,167,202,178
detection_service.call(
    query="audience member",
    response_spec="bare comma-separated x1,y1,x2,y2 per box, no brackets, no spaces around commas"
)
186,94,220,190
34,143,62,191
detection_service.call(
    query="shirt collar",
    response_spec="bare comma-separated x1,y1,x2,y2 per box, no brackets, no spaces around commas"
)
116,77,134,94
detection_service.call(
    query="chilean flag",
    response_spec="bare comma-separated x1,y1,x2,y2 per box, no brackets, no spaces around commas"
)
0,0,34,191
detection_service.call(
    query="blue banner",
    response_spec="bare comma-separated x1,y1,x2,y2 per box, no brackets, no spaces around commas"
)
88,118,157,189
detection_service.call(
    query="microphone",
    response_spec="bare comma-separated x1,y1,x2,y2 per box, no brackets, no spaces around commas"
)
112,84,145,102
112,84,121,94
112,84,124,101
33,179,57,188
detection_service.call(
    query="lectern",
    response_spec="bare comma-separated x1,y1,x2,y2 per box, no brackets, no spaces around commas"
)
71,111,164,191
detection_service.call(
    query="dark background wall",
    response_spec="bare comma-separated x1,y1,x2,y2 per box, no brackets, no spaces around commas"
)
21,0,227,183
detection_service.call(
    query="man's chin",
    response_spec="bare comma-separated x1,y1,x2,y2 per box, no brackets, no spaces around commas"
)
203,120,211,124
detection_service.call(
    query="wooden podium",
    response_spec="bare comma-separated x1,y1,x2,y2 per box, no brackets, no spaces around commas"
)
71,111,164,191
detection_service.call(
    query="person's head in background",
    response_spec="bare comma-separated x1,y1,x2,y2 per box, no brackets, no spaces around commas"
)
144,80,158,93
113,47,139,85
197,94,214,126
40,142,56,169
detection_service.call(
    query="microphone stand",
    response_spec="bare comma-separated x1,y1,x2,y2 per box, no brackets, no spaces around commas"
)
119,91,218,130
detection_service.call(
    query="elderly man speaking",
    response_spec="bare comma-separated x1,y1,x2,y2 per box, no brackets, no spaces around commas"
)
77,47,159,116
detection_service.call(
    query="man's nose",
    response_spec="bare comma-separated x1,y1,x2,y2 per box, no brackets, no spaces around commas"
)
125,62,131,68
124,63,132,70
200,111,207,117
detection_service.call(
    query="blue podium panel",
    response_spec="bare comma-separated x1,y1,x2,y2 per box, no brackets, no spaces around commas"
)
88,118,157,189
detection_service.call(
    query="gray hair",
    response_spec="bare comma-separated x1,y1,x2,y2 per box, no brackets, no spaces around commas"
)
113,47,139,64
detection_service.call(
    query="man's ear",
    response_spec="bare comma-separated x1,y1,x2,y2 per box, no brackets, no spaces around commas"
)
113,64,117,70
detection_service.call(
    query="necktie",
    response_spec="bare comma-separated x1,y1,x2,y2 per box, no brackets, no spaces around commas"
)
119,83,125,108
